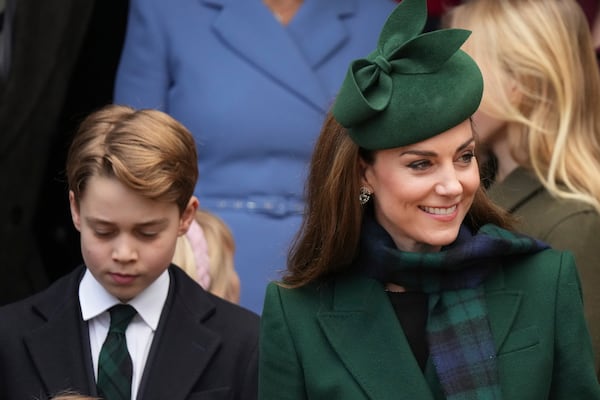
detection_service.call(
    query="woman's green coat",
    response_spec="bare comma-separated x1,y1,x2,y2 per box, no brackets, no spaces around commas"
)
260,248,599,399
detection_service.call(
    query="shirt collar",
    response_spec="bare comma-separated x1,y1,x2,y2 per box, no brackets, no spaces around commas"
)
79,268,170,331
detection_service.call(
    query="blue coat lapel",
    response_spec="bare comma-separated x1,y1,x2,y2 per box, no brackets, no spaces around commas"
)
202,0,352,112
317,276,435,400
286,0,354,69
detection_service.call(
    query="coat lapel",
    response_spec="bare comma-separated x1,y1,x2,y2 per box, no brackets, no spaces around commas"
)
202,0,351,112
137,267,222,400
316,270,523,399
484,266,523,352
24,268,96,396
317,276,435,400
286,0,353,70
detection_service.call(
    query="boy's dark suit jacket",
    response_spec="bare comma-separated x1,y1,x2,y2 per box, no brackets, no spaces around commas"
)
0,264,259,400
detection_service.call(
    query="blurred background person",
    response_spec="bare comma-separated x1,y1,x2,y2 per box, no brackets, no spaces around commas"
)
448,0,600,373
0,0,130,306
173,208,240,303
114,0,397,313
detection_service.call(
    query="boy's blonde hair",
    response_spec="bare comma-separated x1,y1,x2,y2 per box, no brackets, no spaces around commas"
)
50,391,100,400
66,104,198,213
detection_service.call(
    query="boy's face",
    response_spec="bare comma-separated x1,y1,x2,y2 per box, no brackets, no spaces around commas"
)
70,175,197,302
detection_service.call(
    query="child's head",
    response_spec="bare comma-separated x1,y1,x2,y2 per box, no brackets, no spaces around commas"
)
66,104,199,302
195,209,239,303
51,392,100,400
67,104,198,212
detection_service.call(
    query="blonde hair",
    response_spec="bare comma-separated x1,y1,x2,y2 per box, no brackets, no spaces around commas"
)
50,391,99,400
173,209,240,303
449,0,600,213
66,104,198,213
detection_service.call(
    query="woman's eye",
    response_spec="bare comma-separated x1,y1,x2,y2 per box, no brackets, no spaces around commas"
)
458,151,475,164
407,160,432,170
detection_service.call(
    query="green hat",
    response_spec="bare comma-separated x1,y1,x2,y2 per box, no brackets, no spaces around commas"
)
332,0,483,150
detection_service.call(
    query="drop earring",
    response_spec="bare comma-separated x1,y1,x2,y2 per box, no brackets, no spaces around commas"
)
359,187,372,205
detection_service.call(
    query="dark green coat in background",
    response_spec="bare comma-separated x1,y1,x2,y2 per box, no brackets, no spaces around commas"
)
488,167,600,375
260,249,599,399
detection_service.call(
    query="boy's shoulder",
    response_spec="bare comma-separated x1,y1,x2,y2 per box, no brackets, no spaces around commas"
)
166,265,259,333
0,266,84,331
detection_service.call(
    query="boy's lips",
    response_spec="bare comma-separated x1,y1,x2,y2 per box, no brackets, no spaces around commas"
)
109,272,137,285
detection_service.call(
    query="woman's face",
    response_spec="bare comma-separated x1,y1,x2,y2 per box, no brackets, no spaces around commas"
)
361,120,480,253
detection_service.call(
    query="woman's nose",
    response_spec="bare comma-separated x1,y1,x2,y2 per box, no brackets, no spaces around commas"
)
434,168,463,197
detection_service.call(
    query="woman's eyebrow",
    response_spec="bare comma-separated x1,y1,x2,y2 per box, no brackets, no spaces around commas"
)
400,137,475,157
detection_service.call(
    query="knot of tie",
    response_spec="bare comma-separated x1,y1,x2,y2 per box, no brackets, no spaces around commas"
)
109,304,137,334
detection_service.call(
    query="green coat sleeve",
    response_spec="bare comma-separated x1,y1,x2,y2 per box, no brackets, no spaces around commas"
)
550,251,600,399
542,211,600,374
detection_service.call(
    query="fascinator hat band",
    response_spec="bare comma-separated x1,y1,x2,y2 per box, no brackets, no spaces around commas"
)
332,0,484,150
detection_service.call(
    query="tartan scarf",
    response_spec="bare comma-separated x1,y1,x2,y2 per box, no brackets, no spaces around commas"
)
357,215,548,400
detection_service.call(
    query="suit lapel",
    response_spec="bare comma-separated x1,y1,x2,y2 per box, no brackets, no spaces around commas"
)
137,267,222,400
317,276,435,400
202,0,351,112
24,268,96,396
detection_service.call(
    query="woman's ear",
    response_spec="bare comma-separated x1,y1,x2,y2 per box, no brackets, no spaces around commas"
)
358,157,373,191
179,196,199,235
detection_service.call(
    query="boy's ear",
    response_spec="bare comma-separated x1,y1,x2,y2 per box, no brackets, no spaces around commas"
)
69,191,82,232
178,196,199,235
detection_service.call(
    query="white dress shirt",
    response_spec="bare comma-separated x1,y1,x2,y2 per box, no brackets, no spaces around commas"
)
79,268,170,400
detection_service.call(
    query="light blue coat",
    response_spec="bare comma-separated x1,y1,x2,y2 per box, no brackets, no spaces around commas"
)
114,0,397,312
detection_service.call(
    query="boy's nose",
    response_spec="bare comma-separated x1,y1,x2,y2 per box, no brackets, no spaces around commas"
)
112,236,138,263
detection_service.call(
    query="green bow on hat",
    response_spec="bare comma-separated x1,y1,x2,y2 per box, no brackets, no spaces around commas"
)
332,0,483,150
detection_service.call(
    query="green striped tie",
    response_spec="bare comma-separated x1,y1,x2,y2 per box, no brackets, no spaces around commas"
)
97,304,137,400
